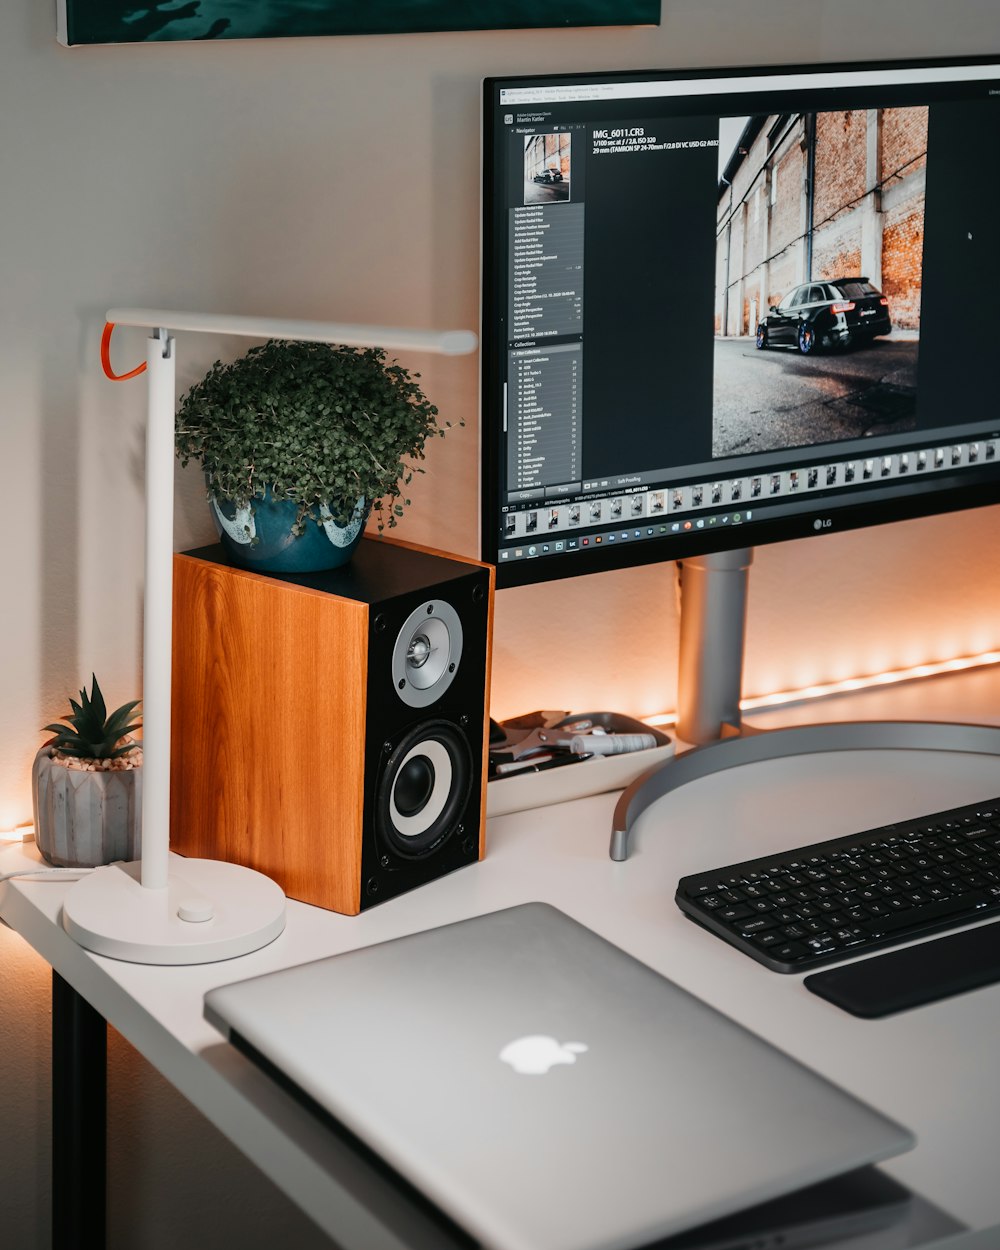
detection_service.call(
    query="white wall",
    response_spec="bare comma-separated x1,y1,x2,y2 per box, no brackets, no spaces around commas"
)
2,2,1000,1245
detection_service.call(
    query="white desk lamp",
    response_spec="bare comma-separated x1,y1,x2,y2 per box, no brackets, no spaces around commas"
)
61,310,477,964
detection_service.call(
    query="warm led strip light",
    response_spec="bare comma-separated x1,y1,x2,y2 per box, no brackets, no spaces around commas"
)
11,655,999,831
0,827,31,844
644,650,1000,729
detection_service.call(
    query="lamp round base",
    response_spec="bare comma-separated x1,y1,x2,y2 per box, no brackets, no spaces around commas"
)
62,859,286,965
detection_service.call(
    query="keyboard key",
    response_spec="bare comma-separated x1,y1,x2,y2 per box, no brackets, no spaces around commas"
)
739,917,778,935
772,942,810,962
864,891,990,936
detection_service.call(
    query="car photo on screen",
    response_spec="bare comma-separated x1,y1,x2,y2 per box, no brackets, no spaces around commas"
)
755,278,892,354
712,106,926,458
523,132,571,204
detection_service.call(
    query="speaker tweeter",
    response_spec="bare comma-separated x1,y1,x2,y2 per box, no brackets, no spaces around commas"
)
391,600,463,708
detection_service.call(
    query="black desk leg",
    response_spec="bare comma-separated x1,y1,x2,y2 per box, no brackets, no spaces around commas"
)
52,971,107,1250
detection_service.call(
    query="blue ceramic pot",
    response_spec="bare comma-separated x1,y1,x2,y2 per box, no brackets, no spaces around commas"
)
209,487,369,573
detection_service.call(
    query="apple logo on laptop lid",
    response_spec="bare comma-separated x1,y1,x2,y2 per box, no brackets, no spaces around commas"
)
499,1035,588,1075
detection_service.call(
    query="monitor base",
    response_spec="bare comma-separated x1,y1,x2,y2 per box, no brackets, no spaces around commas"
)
610,718,1000,860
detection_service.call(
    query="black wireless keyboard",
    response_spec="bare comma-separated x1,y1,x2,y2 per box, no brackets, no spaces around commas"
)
676,796,1000,973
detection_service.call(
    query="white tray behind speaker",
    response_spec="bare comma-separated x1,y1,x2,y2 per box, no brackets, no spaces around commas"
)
487,738,675,817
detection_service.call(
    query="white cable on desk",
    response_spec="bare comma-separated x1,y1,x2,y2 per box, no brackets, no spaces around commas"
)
0,868,94,883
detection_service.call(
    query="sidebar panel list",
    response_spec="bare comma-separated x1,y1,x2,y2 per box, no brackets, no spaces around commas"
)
507,345,582,491
507,200,584,495
509,203,584,339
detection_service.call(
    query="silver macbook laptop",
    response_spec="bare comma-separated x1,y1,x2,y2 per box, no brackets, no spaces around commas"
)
205,903,913,1250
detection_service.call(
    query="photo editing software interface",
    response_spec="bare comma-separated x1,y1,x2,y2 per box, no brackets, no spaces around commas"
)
482,59,1000,586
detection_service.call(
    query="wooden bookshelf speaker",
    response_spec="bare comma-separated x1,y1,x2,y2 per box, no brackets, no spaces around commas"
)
170,538,494,914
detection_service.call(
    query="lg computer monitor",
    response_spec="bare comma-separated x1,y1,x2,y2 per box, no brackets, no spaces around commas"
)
481,56,1000,590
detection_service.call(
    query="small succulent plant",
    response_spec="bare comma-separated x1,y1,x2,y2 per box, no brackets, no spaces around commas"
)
42,675,141,762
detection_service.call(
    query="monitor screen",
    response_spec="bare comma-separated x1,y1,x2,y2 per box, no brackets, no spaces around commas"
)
481,57,1000,588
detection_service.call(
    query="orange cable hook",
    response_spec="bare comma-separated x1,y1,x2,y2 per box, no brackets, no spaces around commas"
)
100,322,147,381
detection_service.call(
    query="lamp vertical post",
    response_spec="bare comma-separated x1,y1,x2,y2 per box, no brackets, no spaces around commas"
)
142,329,174,891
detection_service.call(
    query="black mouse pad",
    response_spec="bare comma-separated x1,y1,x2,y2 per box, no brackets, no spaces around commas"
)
805,920,1000,1017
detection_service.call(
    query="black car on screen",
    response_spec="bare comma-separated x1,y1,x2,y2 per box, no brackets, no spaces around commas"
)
532,166,563,183
755,278,892,354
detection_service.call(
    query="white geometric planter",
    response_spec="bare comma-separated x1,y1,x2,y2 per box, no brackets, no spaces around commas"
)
31,747,142,868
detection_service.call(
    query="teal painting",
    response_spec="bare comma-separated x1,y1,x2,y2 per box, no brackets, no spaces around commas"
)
58,1,660,44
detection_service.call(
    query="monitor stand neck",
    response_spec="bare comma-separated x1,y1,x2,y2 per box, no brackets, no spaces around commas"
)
609,546,1000,861
676,548,754,744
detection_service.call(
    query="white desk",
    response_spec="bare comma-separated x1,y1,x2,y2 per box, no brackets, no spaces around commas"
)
3,670,1000,1249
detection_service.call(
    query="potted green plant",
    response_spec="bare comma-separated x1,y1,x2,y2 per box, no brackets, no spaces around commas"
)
32,676,142,868
175,339,459,573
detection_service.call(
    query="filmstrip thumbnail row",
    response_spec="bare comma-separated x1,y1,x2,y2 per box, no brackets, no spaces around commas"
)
501,439,998,540
672,440,999,513
503,489,668,538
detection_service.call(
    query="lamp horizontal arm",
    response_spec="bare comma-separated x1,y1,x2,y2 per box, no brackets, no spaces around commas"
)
105,309,478,356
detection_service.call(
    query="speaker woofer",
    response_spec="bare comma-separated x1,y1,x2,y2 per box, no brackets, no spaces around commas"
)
391,600,463,708
376,720,472,858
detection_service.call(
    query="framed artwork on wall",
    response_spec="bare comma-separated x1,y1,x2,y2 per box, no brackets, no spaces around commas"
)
57,1,660,46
